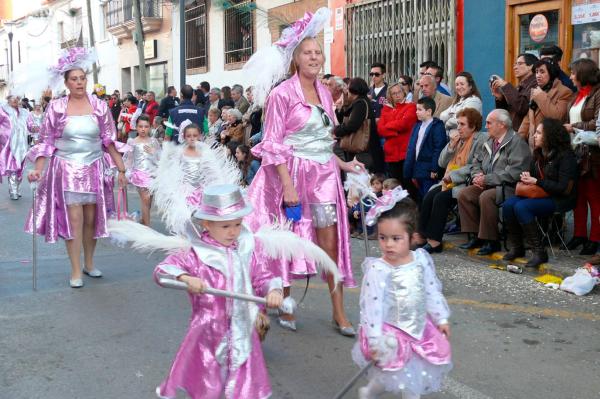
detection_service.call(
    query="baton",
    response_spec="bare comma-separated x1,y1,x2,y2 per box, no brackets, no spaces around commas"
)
157,275,296,314
359,201,370,257
332,336,398,399
31,181,38,291
332,361,375,399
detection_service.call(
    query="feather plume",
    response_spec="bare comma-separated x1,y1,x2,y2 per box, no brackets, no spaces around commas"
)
107,219,191,254
150,141,243,235
150,142,193,234
254,222,341,286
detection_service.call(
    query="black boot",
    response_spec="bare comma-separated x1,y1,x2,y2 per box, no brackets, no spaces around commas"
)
580,240,599,256
566,236,587,250
522,221,548,268
460,235,484,250
476,240,501,256
503,218,526,261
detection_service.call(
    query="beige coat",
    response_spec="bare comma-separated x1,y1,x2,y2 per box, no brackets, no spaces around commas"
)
517,79,573,149
433,91,453,118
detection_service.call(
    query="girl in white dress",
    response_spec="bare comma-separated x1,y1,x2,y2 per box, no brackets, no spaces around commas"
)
352,187,452,399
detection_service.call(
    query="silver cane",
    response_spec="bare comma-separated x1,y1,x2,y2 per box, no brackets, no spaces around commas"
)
31,181,38,291
359,200,370,257
157,274,296,314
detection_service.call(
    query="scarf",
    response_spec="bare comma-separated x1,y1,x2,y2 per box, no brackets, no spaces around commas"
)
442,132,477,191
574,85,592,106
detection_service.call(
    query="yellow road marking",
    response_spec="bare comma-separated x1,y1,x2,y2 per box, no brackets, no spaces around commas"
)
292,282,600,322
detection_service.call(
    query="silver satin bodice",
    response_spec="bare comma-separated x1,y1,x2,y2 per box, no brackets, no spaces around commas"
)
131,141,157,173
182,155,203,187
55,115,102,164
384,261,427,339
284,105,334,164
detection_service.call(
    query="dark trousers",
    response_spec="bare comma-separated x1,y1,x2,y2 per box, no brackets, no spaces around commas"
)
388,160,420,201
419,185,456,242
503,196,555,225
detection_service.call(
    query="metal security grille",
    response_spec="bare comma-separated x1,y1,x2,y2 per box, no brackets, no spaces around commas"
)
105,0,162,28
224,0,254,65
346,0,455,84
185,0,208,70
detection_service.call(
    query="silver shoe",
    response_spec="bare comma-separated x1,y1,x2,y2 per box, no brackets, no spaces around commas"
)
83,267,103,278
69,278,84,288
332,320,356,337
277,317,297,332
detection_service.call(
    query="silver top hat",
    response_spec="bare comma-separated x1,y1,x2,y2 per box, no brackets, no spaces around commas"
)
191,184,253,221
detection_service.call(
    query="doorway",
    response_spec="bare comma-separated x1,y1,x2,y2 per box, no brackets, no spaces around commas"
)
505,0,572,83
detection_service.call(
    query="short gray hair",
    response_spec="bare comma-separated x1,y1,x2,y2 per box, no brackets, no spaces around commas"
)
232,84,244,95
210,88,221,95
229,108,243,121
490,109,512,130
420,74,436,86
330,76,345,88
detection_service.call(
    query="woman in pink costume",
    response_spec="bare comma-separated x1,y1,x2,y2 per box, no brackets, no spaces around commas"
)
0,106,11,180
26,48,127,288
244,9,362,335
0,95,30,199
352,188,452,399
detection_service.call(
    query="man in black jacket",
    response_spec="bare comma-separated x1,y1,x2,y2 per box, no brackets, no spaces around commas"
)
159,86,180,119
165,85,205,144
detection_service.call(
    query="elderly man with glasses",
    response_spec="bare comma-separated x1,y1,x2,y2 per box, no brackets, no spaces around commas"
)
456,109,532,256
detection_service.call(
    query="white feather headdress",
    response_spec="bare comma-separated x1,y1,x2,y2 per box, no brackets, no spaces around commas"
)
243,8,331,107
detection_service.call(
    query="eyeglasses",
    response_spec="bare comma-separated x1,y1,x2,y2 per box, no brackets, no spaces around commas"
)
369,72,382,77
315,105,331,127
514,61,526,66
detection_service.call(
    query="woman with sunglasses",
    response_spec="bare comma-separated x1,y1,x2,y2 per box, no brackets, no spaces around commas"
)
334,77,386,174
398,75,414,102
244,9,363,336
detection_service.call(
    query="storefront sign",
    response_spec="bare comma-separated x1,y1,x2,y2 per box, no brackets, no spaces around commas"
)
335,7,343,31
572,0,600,25
529,14,549,43
144,40,157,60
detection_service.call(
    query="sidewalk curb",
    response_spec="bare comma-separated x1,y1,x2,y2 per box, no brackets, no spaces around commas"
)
441,242,579,279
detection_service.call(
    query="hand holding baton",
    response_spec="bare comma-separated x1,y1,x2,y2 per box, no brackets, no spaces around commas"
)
156,273,296,314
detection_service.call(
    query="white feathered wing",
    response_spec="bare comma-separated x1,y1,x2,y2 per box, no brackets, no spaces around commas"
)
253,222,341,287
107,219,191,254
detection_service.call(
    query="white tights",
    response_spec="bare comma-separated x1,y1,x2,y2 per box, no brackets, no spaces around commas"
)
359,380,420,399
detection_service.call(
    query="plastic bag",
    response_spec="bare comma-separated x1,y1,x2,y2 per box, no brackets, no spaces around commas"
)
559,268,598,296
572,129,599,146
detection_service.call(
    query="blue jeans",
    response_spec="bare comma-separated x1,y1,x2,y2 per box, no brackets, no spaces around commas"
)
502,196,556,225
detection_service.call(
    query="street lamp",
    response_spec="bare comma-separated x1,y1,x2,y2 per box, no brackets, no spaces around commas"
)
7,32,13,72
4,22,14,72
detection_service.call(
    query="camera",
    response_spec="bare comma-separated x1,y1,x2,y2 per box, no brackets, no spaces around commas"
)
489,74,501,84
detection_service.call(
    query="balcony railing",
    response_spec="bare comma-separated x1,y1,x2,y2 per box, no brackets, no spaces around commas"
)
106,0,162,39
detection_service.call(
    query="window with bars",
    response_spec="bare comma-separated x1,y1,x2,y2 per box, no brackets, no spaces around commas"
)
185,0,208,71
224,0,254,65
346,0,455,84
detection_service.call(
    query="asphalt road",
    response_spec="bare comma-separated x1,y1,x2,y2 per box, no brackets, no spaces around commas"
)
1,186,599,399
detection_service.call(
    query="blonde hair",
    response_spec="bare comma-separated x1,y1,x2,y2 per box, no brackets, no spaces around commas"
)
385,83,404,106
289,37,325,76
383,178,401,190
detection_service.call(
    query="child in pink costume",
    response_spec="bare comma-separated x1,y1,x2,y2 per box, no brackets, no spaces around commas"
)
352,187,452,399
152,184,283,399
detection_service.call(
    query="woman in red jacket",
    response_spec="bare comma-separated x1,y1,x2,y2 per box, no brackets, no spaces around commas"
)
377,82,417,187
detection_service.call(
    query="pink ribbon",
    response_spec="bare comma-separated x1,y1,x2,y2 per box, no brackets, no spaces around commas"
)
196,199,247,217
